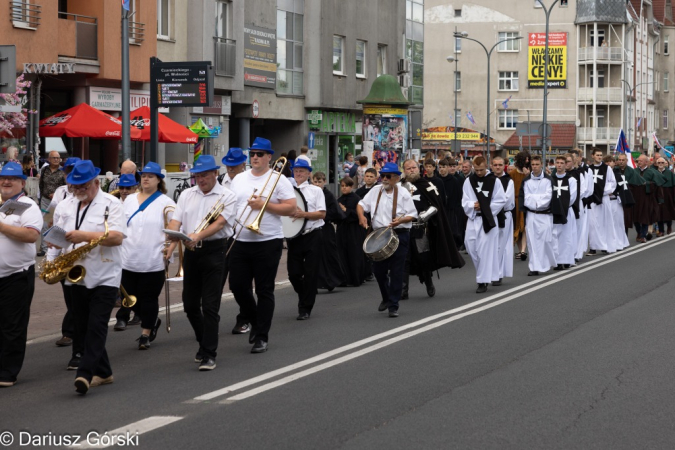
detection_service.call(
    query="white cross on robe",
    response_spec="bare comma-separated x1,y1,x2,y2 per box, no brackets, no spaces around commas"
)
475,181,489,197
592,169,604,184
618,175,629,191
427,183,439,196
553,179,569,198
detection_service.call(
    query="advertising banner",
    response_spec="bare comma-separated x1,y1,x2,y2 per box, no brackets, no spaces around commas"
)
363,114,407,165
528,32,567,89
422,132,481,141
244,25,277,89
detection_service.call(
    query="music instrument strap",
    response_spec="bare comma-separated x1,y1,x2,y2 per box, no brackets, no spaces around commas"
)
371,185,398,225
75,201,92,231
127,190,162,226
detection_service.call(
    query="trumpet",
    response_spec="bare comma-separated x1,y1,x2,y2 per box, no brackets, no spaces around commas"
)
189,192,228,250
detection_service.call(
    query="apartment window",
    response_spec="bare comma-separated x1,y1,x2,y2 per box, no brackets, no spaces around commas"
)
590,29,605,47
356,40,366,78
665,35,670,55
589,69,605,88
377,45,387,77
590,108,606,128
216,0,230,38
498,32,520,52
333,35,345,75
406,0,424,104
455,37,461,53
560,0,568,6
157,0,170,39
277,0,304,95
499,110,518,129
454,9,461,17
664,109,669,129
498,71,519,91
665,72,669,92
454,71,461,92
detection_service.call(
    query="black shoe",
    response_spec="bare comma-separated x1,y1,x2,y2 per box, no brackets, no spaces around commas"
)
378,301,390,312
520,252,528,261
194,351,203,363
128,315,141,326
476,283,488,293
251,340,268,353
388,310,399,318
113,320,127,331
563,264,571,269
137,334,150,350
67,353,81,370
198,358,216,371
36,251,46,257
586,250,596,256
149,318,161,342
232,322,251,335
575,258,581,263
296,313,310,320
527,271,540,276
491,279,502,286
425,282,436,297
646,233,653,241
365,274,375,281
401,291,409,300
554,264,564,271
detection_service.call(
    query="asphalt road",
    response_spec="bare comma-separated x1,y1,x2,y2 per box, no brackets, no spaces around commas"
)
3,231,675,450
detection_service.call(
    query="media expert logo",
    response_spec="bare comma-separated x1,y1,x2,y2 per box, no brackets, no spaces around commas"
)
527,32,567,89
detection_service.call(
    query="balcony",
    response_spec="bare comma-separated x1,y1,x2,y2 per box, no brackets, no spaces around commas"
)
577,47,623,62
129,21,145,45
577,127,621,142
58,13,97,60
214,37,236,77
577,87,623,103
10,0,40,29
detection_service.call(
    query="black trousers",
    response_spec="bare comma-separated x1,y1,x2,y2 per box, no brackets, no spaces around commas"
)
0,265,35,383
121,269,165,330
115,295,141,323
60,282,83,357
372,230,410,312
229,239,283,342
287,230,322,315
183,240,226,359
71,285,117,382
220,237,253,326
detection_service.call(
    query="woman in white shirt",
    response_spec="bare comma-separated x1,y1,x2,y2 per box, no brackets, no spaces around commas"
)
121,162,175,349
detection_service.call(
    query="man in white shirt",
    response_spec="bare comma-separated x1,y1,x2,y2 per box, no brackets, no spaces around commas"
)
287,159,326,320
228,138,297,354
52,160,126,395
166,155,237,371
0,162,43,387
357,163,417,317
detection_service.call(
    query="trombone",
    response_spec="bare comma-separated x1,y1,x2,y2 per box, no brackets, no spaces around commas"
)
163,205,185,333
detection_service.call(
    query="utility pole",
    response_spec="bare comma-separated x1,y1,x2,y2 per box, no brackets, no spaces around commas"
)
121,3,131,161
538,0,561,165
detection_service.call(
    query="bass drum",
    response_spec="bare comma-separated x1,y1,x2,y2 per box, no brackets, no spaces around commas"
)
363,227,399,261
281,187,308,239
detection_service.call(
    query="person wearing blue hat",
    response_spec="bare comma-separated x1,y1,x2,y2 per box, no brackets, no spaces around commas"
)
220,147,247,191
287,157,326,320
52,159,127,394
38,151,67,256
165,154,237,371
228,137,298,353
106,160,139,195
118,161,175,350
356,162,417,317
0,162,43,387
115,174,139,203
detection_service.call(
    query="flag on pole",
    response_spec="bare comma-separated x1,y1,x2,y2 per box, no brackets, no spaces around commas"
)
615,129,636,168
653,132,663,150
448,112,455,126
636,117,642,128
193,139,202,163
122,0,130,10
466,111,476,126
502,95,512,110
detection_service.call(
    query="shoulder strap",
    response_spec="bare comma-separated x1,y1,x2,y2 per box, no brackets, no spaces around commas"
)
372,187,384,220
392,185,398,221
127,191,162,226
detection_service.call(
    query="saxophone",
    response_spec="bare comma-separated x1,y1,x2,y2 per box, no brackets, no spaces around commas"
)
39,207,110,285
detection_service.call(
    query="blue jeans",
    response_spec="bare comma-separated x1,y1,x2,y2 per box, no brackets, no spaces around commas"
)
372,229,410,312
634,222,648,239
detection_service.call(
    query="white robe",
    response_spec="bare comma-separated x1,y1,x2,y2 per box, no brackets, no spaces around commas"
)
462,177,507,284
588,165,618,252
551,175,578,266
523,174,556,273
498,177,515,279
609,196,630,250
575,168,593,260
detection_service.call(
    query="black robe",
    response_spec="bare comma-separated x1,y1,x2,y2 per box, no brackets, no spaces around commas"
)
317,187,346,290
355,183,378,199
550,174,572,225
438,174,463,243
336,192,366,286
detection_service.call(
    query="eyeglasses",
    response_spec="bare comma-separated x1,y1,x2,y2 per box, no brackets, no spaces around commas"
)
118,186,135,190
382,174,395,179
72,181,93,191
249,151,268,158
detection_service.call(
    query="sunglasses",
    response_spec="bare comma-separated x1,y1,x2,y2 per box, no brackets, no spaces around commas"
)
382,174,395,179
249,151,268,158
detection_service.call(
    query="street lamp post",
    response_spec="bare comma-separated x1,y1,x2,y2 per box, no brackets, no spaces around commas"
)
620,79,653,151
454,31,523,165
446,52,459,159
536,0,561,165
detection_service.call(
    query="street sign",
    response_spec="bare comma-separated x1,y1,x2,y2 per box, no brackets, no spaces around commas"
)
308,132,315,149
252,99,259,118
151,60,214,107
0,45,16,94
538,123,552,138
536,138,552,147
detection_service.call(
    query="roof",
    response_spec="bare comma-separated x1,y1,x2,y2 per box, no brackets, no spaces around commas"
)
357,75,410,106
502,123,577,150
653,0,675,26
576,0,628,24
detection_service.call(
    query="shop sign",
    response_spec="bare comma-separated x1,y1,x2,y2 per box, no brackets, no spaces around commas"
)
307,109,356,133
363,106,408,115
422,132,481,141
244,25,277,89
23,63,75,74
89,87,169,112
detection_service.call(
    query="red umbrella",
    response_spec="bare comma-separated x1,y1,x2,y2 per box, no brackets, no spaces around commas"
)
39,103,141,139
129,106,198,144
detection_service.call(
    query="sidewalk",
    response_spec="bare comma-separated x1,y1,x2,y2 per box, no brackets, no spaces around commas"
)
28,249,290,341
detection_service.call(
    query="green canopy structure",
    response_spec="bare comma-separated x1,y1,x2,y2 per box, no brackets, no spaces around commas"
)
357,74,411,106
189,118,216,138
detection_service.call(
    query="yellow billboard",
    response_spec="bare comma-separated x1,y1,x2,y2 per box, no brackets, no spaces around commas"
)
422,132,481,141
528,32,567,89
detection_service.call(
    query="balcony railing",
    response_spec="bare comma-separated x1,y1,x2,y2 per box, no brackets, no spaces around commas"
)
214,37,236,77
577,47,623,62
10,0,40,28
129,21,145,44
58,13,97,60
578,87,623,103
577,127,621,142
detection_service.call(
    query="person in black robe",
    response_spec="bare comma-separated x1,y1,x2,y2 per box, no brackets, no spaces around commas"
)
337,177,366,287
311,172,346,291
401,159,465,299
655,157,675,235
422,159,447,208
438,158,463,247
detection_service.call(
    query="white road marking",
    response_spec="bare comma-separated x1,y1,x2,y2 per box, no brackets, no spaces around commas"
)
73,416,183,449
195,235,675,402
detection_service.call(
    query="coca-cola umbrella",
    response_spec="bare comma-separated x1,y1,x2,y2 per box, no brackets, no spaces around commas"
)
129,106,198,144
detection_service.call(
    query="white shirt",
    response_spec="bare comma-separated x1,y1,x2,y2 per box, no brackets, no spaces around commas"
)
48,185,71,213
296,154,312,166
173,183,237,241
295,180,326,231
0,195,43,277
230,169,296,242
122,193,176,272
499,175,516,212
358,184,418,229
523,173,552,211
220,174,236,190
54,190,127,289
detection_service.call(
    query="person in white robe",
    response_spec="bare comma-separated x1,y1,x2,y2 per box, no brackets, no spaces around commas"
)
491,157,515,282
521,156,556,275
571,152,593,261
587,149,617,254
551,156,578,269
604,156,630,251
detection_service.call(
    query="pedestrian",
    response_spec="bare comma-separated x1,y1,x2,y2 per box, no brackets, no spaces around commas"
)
587,149,618,254
509,151,530,261
337,177,365,287
312,171,346,291
550,156,578,270
491,156,515,282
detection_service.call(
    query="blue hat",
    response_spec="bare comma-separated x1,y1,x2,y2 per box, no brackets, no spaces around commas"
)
292,158,312,172
61,157,81,170
249,137,274,154
380,162,402,176
118,174,139,187
222,148,247,166
0,162,27,180
66,160,101,185
190,154,220,173
139,161,165,179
